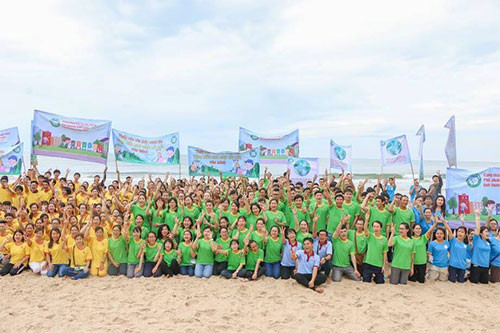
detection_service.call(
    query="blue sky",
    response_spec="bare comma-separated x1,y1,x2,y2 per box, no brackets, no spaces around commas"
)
0,0,499,162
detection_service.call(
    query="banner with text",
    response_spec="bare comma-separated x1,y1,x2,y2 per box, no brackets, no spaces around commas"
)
188,146,260,178
380,134,411,167
32,110,111,164
330,140,352,172
446,167,500,223
0,143,23,175
0,127,20,148
238,127,299,164
112,129,180,165
288,157,319,184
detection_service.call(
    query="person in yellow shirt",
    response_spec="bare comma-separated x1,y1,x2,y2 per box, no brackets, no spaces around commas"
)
73,172,82,192
85,226,108,277
29,203,42,221
45,228,69,277
39,179,54,203
11,185,26,210
0,230,30,275
0,176,14,203
28,227,48,275
0,221,13,264
25,180,42,208
61,233,92,280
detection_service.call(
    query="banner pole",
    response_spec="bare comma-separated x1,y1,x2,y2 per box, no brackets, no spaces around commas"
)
409,161,415,180
178,160,181,179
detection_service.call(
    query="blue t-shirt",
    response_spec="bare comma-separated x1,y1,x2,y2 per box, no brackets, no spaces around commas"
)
490,237,500,267
427,240,450,268
409,185,422,201
385,185,396,202
471,235,491,268
313,238,332,260
412,207,423,226
281,239,302,267
296,250,320,274
416,219,432,235
448,237,470,270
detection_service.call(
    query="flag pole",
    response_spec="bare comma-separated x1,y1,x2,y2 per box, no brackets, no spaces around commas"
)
178,160,181,179
409,160,415,180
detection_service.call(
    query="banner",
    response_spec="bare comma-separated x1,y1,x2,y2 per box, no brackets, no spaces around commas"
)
380,135,411,167
330,140,352,172
446,167,500,225
0,127,20,148
188,146,260,178
112,129,180,165
416,125,425,180
288,157,319,184
444,115,457,168
32,110,111,164
238,127,299,164
0,143,23,175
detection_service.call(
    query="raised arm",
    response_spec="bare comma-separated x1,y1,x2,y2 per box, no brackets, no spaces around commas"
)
474,209,481,236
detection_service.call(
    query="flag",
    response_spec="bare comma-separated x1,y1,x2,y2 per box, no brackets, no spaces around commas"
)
444,116,457,168
380,135,411,167
416,125,425,180
330,140,352,172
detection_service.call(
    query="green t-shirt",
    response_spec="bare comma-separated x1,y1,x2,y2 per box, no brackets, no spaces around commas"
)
196,239,215,265
249,231,265,250
179,242,194,266
245,212,263,230
215,237,231,262
332,237,355,267
246,248,264,271
231,228,251,248
127,238,145,265
144,242,160,262
264,237,283,263
368,206,391,236
347,230,367,254
183,206,201,222
412,235,428,265
108,236,127,264
150,208,167,233
296,231,312,246
131,204,147,222
164,210,182,232
227,250,245,271
265,210,286,232
309,202,329,231
162,249,178,266
326,204,348,234
391,207,415,235
343,201,361,227
391,236,415,270
286,206,310,230
363,233,388,267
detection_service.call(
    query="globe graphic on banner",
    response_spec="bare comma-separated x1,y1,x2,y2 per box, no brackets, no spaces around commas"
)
386,139,402,156
334,146,346,161
293,159,311,176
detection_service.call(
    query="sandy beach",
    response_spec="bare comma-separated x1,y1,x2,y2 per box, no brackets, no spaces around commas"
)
2,274,498,332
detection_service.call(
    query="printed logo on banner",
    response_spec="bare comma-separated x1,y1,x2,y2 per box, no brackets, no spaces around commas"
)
171,135,178,144
250,135,259,140
50,118,61,127
466,173,482,188
293,159,311,176
334,146,346,161
385,139,402,156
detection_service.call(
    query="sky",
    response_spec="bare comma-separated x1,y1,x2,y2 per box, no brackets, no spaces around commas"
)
0,0,499,163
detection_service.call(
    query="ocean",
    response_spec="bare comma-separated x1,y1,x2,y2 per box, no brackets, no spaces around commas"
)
30,155,499,193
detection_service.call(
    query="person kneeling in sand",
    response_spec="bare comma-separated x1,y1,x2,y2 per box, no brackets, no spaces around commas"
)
291,237,326,293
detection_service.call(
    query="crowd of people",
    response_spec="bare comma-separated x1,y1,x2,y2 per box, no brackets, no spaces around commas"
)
0,164,499,293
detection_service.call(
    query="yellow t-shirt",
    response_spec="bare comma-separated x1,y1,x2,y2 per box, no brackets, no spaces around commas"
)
44,241,69,265
69,245,93,268
0,232,12,254
5,242,30,265
11,193,27,209
39,189,53,203
29,239,46,262
87,197,101,207
26,191,42,208
0,185,13,203
89,238,108,267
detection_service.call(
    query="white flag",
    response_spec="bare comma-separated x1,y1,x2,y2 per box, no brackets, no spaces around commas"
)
416,125,425,180
330,140,352,172
444,116,457,168
380,135,411,167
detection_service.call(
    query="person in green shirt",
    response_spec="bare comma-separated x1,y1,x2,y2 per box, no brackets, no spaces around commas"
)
331,216,361,282
192,227,218,278
409,223,434,283
147,198,167,234
362,210,388,284
213,227,231,275
286,195,310,230
264,199,286,232
154,239,180,277
196,201,219,232
178,230,196,276
164,198,182,232
129,194,148,225
107,225,128,276
238,239,265,281
263,226,283,279
173,217,195,245
324,190,349,238
182,196,201,222
231,216,251,248
308,191,329,231
220,239,245,279
125,226,145,278
361,192,391,237
249,218,267,250
143,231,162,277
388,222,414,285
342,189,361,228
347,217,367,275
388,195,415,234
244,202,264,230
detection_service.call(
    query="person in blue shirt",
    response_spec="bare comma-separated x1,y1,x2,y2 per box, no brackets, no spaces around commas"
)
280,228,302,279
427,227,450,281
384,177,396,203
470,210,491,284
291,237,326,293
412,196,424,227
409,179,423,202
489,233,500,283
444,220,470,283
312,218,333,278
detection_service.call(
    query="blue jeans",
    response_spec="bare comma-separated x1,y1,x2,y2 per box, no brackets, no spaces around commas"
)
194,263,213,278
264,261,280,279
180,265,194,276
61,267,90,280
47,264,68,277
448,265,465,283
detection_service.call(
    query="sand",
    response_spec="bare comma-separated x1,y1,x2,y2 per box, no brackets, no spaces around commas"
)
2,274,498,332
